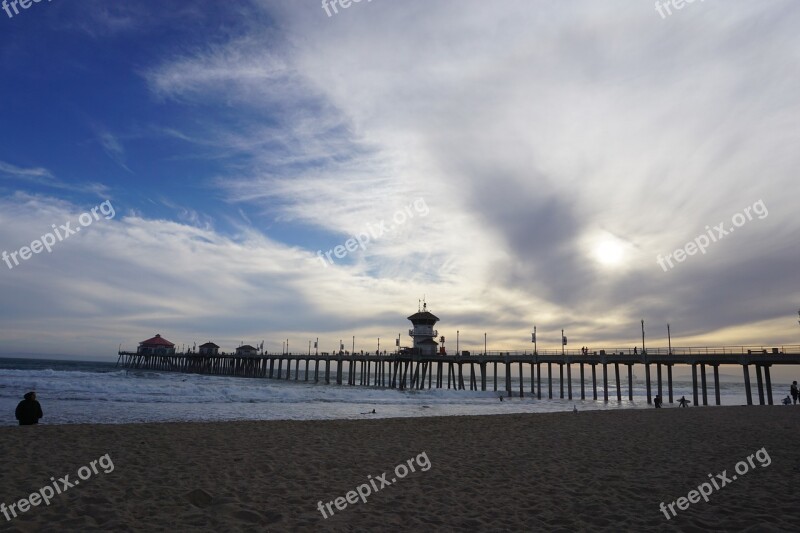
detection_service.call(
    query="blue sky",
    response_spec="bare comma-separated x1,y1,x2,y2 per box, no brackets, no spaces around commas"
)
1,0,799,359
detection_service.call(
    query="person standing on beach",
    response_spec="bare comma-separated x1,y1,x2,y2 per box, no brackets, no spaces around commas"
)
654,395,662,408
15,391,43,425
791,381,798,405
678,396,690,408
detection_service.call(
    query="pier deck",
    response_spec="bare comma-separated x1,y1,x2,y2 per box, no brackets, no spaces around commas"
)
117,345,800,407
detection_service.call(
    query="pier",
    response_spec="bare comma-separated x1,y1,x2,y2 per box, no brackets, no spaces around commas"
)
117,345,800,406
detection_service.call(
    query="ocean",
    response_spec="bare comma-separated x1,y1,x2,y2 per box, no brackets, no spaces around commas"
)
0,357,761,426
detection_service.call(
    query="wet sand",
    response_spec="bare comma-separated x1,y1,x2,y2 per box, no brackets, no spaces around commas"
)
0,406,798,532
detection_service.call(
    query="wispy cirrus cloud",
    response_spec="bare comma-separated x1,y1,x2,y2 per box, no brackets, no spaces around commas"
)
0,161,54,181
0,160,110,197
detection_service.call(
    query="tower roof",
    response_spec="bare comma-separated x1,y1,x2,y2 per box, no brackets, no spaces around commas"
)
407,311,439,322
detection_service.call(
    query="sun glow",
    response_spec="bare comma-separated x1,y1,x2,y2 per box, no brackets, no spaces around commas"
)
588,231,633,268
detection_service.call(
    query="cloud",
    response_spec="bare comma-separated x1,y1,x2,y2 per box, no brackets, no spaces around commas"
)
0,161,54,181
95,130,133,174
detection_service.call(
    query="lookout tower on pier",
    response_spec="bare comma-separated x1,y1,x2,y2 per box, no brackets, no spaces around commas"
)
407,302,439,356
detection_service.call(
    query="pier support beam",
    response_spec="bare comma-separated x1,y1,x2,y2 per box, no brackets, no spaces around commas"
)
481,363,487,391
603,363,609,402
506,362,512,397
537,362,542,399
614,363,621,402
691,364,698,407
567,363,572,400
519,362,524,398
701,363,708,406
667,365,673,403
713,365,721,405
756,364,765,405
645,363,652,405
657,364,663,398
627,364,633,401
548,363,553,399
494,362,498,392
764,365,773,405
580,363,585,400
530,362,535,394
592,364,597,401
559,364,564,399
743,365,753,405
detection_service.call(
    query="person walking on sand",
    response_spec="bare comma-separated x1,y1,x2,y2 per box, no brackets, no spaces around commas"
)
678,395,690,408
15,391,43,425
654,395,662,408
791,381,798,405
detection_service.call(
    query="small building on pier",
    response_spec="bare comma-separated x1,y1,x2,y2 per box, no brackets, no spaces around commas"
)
408,303,439,356
235,344,258,357
137,334,176,355
199,342,219,356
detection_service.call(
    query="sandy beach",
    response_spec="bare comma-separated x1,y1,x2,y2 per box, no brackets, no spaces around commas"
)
0,406,798,532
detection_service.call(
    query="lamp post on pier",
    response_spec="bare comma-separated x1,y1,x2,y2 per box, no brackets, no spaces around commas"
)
667,324,672,355
641,320,646,355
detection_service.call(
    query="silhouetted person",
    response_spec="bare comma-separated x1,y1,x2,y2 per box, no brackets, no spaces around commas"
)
633,347,638,355
791,381,798,405
654,395,662,408
782,396,792,405
678,396,690,408
499,395,503,402
15,391,43,425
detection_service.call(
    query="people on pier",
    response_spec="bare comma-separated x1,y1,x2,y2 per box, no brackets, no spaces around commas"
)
15,391,43,425
633,347,638,355
677,396,690,408
791,381,798,405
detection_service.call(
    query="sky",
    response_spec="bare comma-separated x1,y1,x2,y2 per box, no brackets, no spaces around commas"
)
0,0,798,360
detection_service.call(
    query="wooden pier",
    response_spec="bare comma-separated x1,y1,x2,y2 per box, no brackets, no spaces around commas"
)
117,345,800,406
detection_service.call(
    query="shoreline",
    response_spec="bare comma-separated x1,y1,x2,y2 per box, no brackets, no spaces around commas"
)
1,406,798,531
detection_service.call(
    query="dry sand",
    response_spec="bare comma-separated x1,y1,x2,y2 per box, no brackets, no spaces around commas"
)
0,406,798,532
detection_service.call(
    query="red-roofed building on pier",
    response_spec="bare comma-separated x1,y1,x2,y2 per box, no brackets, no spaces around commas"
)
137,334,176,355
